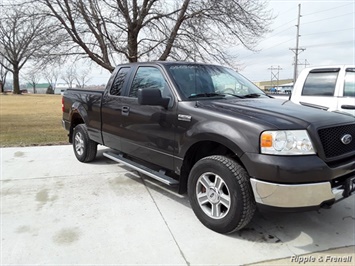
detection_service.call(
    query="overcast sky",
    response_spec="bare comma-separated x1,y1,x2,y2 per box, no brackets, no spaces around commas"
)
238,0,355,82
7,0,353,85
88,0,355,84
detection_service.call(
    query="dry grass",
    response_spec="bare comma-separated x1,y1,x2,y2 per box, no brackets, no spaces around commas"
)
0,94,69,147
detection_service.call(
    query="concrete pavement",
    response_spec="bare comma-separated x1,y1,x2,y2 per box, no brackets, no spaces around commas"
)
1,145,354,265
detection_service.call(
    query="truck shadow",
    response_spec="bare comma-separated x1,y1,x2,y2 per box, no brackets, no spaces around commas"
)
87,148,118,165
134,172,355,250
95,150,355,251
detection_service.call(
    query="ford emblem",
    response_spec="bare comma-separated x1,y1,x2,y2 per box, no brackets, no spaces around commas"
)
341,134,352,145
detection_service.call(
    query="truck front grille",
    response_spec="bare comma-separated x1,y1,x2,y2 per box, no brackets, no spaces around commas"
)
318,124,355,159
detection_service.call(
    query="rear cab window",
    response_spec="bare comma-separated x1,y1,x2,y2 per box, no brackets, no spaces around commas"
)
109,67,131,96
344,68,355,97
301,68,340,96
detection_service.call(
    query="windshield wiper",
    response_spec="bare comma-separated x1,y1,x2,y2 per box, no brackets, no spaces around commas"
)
223,93,244,99
240,93,264,98
188,93,226,99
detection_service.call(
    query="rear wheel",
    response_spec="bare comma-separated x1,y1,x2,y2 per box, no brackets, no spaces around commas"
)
73,124,97,162
188,155,256,234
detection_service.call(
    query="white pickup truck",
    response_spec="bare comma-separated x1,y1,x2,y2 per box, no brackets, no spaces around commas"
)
290,65,355,116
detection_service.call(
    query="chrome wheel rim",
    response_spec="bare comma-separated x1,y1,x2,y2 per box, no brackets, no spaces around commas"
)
196,172,231,219
74,132,85,156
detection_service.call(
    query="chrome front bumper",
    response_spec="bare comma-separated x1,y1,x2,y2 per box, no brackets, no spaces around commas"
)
250,178,351,208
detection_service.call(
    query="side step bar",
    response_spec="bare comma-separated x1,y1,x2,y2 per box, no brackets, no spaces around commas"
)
103,151,179,186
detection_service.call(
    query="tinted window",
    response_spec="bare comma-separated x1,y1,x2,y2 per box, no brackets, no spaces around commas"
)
344,70,355,97
129,67,168,98
302,72,338,96
110,67,130,96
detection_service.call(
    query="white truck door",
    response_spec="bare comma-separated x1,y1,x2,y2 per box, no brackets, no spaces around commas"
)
337,68,355,116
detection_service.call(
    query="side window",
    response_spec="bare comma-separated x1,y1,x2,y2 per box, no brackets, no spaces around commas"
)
129,66,169,98
302,71,338,96
110,67,130,96
344,69,355,97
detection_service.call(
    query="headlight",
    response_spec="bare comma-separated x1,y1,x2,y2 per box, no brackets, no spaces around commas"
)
260,130,316,155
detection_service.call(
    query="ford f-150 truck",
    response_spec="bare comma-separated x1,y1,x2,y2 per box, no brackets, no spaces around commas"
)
62,62,355,234
290,65,355,116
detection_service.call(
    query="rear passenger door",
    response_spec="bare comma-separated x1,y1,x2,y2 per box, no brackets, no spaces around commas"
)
101,66,131,151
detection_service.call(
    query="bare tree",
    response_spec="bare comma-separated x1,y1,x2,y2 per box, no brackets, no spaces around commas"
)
0,56,9,93
23,68,41,94
34,0,272,72
0,4,58,94
75,68,92,89
61,66,77,89
43,67,60,91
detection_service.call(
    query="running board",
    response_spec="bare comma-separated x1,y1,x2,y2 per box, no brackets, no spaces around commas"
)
103,151,179,186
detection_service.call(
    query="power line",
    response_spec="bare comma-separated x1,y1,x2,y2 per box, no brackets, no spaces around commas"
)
238,37,295,62
302,27,354,36
303,12,354,25
271,18,297,32
304,40,354,48
302,3,353,17
261,26,295,43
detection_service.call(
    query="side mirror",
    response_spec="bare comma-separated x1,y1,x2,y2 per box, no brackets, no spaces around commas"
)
341,105,355,110
137,88,169,108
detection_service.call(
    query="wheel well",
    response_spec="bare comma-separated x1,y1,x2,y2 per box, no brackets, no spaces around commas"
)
69,113,84,143
178,141,243,194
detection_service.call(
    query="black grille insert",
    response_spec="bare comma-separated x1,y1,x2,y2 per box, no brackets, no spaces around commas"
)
318,124,355,158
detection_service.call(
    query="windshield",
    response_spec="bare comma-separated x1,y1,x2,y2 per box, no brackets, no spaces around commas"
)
165,64,266,100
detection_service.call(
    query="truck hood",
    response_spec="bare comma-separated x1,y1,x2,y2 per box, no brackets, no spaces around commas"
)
196,98,355,129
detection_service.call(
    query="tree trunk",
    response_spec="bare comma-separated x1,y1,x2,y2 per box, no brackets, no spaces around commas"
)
0,81,4,93
13,66,21,94
128,30,138,62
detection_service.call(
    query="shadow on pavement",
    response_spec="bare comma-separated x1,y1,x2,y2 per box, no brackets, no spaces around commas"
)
91,148,355,251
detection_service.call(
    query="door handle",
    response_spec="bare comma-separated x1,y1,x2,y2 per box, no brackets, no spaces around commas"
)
122,106,130,116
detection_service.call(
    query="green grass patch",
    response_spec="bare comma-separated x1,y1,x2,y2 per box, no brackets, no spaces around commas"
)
0,94,69,147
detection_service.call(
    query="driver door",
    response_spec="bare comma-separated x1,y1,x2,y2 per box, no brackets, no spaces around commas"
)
119,66,177,170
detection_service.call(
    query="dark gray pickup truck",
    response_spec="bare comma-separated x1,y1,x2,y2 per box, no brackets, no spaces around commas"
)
62,61,355,234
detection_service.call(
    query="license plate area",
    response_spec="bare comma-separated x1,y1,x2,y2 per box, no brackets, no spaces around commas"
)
343,176,355,197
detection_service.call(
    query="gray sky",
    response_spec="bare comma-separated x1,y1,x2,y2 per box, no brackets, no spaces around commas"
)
90,0,354,84
238,0,355,82
9,0,353,85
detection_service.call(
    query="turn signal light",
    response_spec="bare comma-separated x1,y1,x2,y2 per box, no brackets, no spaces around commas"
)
260,133,273,147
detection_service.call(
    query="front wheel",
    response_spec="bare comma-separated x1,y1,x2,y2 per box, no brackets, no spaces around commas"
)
188,155,256,234
72,124,97,162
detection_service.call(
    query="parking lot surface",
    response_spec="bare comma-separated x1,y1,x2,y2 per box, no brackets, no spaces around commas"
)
1,145,354,265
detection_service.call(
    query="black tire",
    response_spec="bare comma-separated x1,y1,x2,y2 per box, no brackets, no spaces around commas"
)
72,124,97,163
188,155,256,234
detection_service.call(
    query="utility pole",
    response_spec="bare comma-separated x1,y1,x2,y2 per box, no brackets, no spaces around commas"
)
268,65,282,90
301,59,310,69
290,4,305,82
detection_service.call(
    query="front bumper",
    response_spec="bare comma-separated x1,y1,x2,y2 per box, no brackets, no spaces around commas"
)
250,176,355,209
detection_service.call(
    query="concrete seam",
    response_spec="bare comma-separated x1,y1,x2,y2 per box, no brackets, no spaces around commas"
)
141,175,190,266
